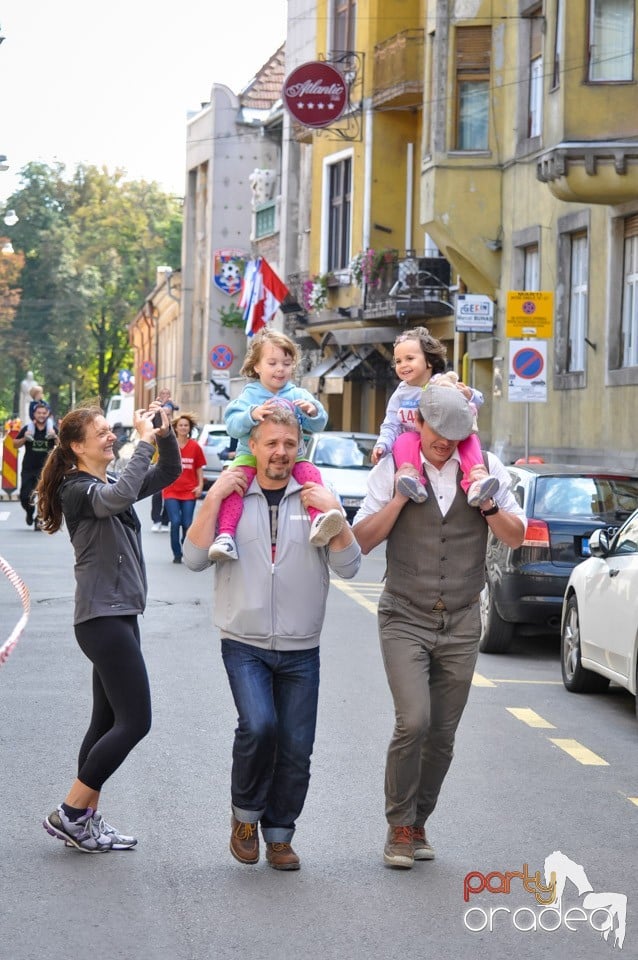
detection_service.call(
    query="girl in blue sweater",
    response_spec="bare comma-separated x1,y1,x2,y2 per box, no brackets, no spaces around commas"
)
208,329,344,561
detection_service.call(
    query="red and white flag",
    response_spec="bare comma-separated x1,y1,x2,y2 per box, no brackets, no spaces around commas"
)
238,257,290,336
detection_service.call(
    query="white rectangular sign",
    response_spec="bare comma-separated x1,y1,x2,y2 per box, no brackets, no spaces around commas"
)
508,340,547,403
455,294,494,333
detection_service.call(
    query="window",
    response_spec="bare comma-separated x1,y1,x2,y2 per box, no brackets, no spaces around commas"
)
568,234,588,373
528,14,543,137
333,0,357,53
523,245,540,291
589,0,635,81
326,157,352,271
621,214,638,367
255,201,276,240
455,26,491,150
555,211,589,388
552,0,564,88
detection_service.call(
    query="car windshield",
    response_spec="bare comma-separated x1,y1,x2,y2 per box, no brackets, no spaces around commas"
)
533,476,638,520
311,436,375,469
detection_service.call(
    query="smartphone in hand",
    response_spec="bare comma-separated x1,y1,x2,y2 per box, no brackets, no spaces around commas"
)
152,410,163,429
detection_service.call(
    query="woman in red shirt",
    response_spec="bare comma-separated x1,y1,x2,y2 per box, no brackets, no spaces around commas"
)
162,413,206,563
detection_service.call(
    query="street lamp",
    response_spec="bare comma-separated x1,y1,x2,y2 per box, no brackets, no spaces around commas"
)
1,241,14,255
0,154,8,172
3,209,18,227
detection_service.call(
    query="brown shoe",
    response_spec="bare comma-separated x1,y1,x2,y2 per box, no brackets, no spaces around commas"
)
412,826,435,861
265,841,300,871
383,825,414,869
229,815,259,864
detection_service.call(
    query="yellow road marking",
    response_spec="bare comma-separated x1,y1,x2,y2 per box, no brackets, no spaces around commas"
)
472,672,496,687
629,798,638,807
507,708,556,728
488,679,563,685
331,579,379,616
549,738,608,766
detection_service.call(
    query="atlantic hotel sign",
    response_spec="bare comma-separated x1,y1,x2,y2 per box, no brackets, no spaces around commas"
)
283,62,348,128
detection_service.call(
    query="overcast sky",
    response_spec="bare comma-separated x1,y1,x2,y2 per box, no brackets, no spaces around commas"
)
0,0,287,203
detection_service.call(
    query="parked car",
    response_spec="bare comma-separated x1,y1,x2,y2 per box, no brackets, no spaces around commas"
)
480,463,638,654
561,507,638,714
197,423,232,491
304,431,376,522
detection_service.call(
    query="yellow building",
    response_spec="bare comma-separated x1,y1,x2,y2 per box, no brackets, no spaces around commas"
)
421,0,638,465
298,0,455,434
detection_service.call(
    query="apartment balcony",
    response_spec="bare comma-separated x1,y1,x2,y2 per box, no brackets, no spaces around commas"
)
363,254,453,321
372,30,424,110
537,141,638,204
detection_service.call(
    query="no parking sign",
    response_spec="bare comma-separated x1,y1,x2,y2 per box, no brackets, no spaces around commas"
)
508,341,547,403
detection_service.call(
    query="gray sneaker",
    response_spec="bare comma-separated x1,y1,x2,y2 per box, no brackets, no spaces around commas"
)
64,811,137,851
397,474,428,503
43,806,112,853
467,475,500,508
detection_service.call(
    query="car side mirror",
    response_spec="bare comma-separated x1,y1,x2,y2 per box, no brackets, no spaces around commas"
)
589,528,609,558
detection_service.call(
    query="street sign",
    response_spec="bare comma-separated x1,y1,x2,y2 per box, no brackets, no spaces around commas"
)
140,360,156,382
209,344,234,370
455,294,494,333
506,291,554,338
508,340,547,403
209,370,231,404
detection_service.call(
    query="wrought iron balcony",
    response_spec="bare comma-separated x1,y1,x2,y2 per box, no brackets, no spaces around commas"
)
372,30,424,110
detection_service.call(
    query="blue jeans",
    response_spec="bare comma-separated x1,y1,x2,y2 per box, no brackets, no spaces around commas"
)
221,638,320,843
163,498,196,560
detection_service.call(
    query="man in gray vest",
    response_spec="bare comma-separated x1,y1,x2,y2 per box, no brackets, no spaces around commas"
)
353,385,525,869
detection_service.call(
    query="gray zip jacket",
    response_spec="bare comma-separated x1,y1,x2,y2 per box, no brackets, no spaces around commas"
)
61,434,181,624
183,478,361,650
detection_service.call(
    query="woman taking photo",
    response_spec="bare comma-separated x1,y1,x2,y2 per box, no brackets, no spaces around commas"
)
37,401,180,853
162,412,205,564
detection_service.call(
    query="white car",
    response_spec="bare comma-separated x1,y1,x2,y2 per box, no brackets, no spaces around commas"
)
197,423,232,490
561,508,638,713
304,431,376,522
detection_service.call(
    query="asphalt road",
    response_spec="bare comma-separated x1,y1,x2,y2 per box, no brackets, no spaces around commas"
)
0,494,636,960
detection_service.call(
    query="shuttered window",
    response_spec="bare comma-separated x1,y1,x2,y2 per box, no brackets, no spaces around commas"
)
621,215,638,366
455,27,491,150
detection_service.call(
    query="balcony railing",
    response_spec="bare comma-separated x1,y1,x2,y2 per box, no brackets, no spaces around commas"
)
372,30,424,110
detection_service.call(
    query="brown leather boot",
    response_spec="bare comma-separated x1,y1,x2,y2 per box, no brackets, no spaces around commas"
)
265,842,300,871
229,815,259,864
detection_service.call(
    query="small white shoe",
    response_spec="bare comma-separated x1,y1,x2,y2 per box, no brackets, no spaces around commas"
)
208,533,239,562
160,524,170,533
309,509,346,547
467,475,500,508
151,522,162,532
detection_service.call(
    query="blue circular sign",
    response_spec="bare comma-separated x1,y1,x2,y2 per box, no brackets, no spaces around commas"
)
512,347,544,380
209,344,234,370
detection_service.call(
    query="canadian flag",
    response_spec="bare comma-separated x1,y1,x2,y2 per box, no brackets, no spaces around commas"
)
238,257,290,337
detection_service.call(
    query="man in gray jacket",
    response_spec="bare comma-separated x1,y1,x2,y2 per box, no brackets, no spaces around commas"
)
184,405,361,870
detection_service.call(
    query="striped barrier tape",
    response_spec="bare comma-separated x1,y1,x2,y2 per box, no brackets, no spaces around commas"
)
0,555,31,666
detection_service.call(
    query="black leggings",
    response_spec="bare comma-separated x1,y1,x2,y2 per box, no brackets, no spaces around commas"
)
74,615,152,792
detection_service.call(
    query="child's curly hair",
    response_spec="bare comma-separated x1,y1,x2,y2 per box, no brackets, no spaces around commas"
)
393,326,447,375
240,328,300,380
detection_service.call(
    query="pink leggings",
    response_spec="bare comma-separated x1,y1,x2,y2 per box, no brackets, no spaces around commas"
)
393,431,484,493
216,461,325,537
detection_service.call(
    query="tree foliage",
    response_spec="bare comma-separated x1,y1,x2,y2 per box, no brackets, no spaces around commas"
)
0,161,182,419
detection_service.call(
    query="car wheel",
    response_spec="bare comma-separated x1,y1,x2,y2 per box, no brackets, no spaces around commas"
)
479,580,515,654
561,594,610,694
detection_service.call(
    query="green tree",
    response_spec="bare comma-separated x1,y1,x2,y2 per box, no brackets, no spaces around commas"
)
3,161,182,412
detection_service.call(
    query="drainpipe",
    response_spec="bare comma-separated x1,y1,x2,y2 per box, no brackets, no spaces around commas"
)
363,101,373,250
405,143,414,252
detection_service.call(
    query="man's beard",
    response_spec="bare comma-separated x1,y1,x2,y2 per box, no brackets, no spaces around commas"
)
264,458,292,481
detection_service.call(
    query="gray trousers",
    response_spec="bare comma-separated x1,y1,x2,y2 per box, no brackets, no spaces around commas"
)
378,594,480,826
